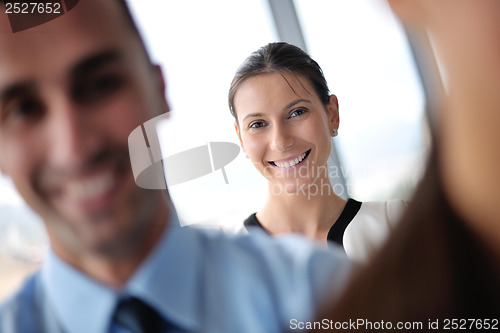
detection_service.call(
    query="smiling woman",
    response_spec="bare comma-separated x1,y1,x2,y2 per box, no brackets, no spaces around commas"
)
229,42,407,262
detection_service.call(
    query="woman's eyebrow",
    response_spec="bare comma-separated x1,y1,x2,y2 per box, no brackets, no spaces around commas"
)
241,99,312,122
242,113,263,122
283,99,311,111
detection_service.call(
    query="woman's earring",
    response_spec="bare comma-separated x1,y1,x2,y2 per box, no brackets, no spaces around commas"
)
245,153,249,159
332,128,338,137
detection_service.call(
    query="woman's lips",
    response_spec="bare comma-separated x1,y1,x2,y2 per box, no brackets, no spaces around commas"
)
268,149,311,168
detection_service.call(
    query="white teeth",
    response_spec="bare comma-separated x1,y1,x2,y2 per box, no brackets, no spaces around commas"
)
66,173,114,200
274,151,308,168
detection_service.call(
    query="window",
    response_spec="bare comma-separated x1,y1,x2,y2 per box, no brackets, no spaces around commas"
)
295,0,428,201
127,0,278,229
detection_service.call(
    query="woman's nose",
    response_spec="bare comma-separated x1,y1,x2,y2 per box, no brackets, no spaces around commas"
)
270,125,294,152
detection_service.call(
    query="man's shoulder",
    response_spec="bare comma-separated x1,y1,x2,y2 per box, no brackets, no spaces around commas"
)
0,272,42,332
181,225,352,298
178,225,352,326
0,269,67,333
1,272,39,309
184,224,348,264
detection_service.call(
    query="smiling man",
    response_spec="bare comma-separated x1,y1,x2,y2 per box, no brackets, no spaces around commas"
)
0,1,351,332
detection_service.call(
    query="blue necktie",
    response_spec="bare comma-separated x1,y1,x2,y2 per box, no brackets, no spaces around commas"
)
113,297,165,333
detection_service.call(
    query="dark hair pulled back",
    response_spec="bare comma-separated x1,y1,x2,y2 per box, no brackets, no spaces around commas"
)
228,42,330,118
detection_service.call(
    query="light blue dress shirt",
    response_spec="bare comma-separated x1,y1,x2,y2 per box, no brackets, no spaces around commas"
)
0,216,352,333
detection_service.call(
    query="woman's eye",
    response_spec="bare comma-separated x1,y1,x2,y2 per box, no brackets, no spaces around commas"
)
249,121,266,129
289,108,307,118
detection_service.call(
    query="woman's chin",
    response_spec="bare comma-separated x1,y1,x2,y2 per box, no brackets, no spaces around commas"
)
269,177,323,198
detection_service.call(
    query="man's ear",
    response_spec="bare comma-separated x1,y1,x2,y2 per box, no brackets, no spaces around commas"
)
234,122,245,153
153,65,170,113
327,94,340,136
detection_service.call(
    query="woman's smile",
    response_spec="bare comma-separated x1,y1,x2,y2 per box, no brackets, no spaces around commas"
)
268,149,311,168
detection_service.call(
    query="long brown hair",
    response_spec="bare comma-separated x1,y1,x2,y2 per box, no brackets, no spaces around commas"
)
313,147,500,330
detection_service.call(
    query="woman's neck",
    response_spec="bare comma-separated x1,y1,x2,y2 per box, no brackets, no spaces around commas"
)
258,180,347,243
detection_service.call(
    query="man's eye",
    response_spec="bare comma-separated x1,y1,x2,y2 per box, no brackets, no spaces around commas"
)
3,97,44,122
73,75,123,103
249,121,266,129
289,108,307,118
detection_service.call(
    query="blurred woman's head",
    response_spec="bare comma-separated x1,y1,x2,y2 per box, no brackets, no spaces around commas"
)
308,1,500,326
389,0,500,255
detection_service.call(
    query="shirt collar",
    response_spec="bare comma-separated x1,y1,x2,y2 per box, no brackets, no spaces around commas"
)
42,214,201,333
42,249,118,333
126,222,200,331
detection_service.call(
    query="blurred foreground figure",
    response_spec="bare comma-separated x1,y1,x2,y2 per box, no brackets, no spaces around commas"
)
0,1,351,332
310,0,500,329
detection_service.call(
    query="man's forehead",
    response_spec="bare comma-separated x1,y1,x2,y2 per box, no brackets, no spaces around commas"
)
0,0,129,38
0,0,139,85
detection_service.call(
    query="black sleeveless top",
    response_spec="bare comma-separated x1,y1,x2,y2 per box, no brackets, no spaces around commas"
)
243,198,362,250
